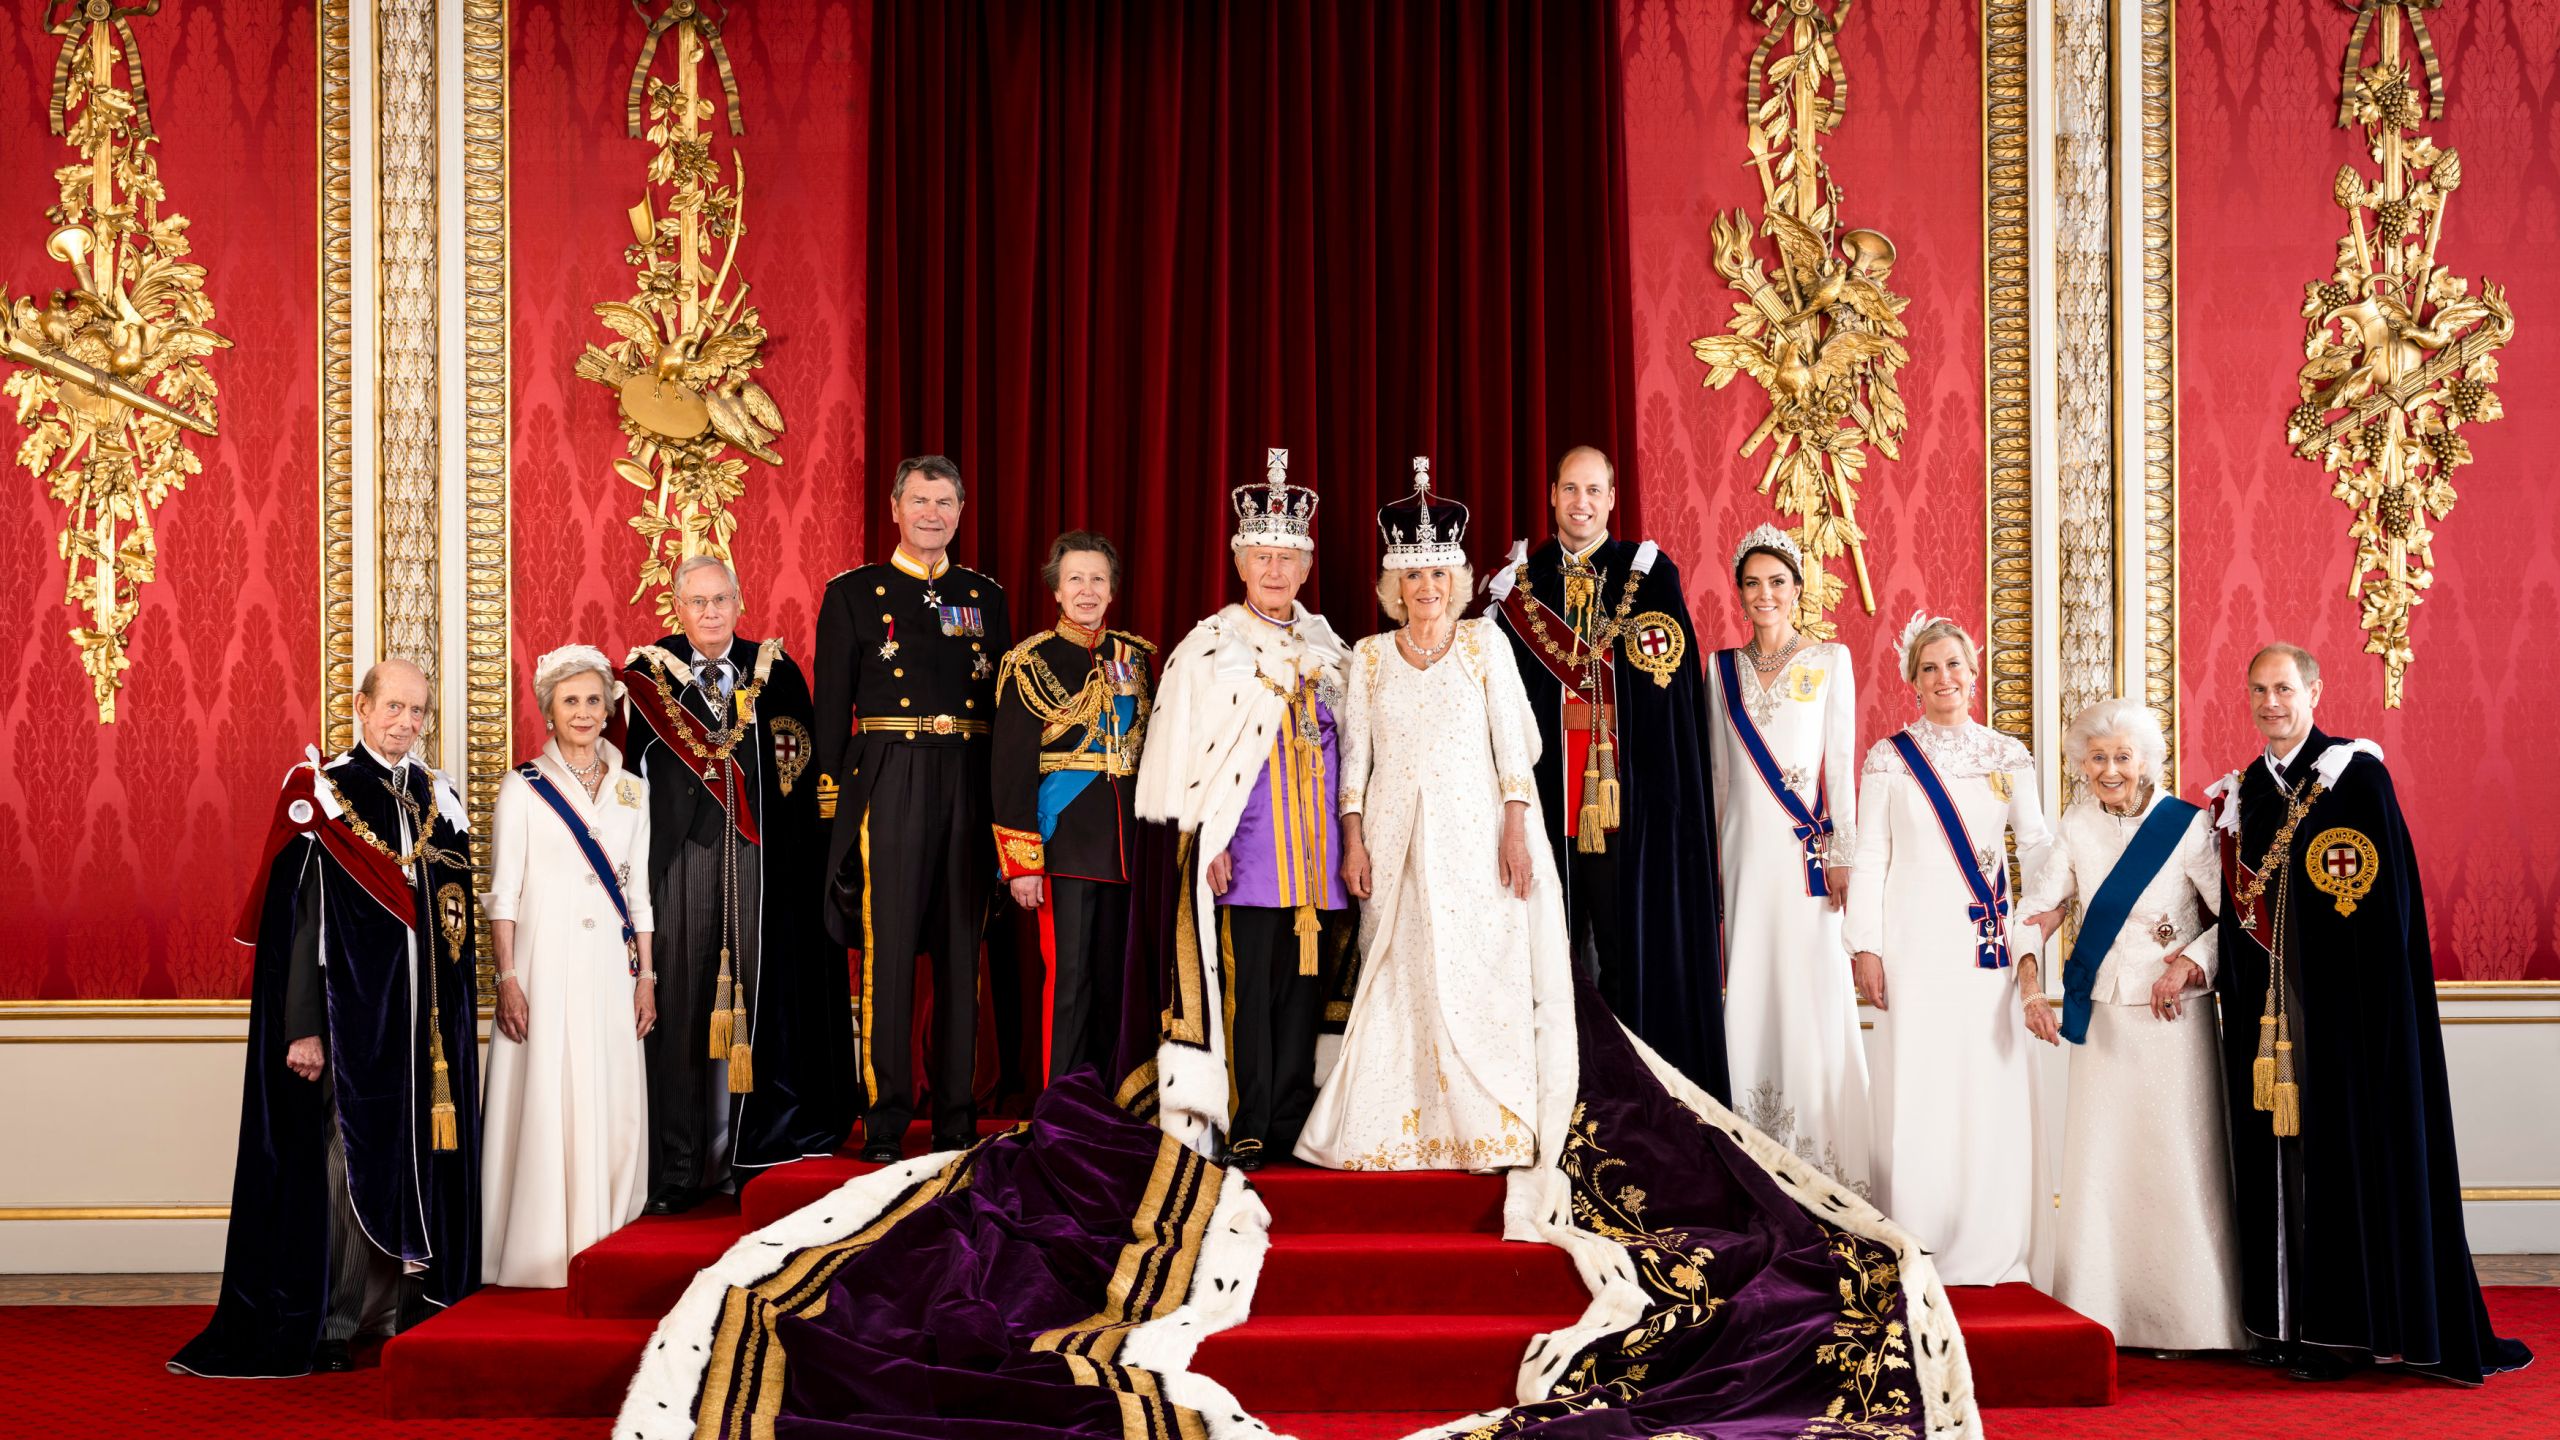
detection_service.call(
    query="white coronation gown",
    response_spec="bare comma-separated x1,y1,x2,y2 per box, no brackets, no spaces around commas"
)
1844,718,2054,1287
480,740,654,1288
1707,641,1873,1197
2015,791,2247,1350
1295,618,1575,1173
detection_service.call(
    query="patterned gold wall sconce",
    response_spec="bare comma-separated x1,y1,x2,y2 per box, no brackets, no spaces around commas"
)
2,1,228,722
1690,0,1911,640
2286,0,2515,707
577,0,783,628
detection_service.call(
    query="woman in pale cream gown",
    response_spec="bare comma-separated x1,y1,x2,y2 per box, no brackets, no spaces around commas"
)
1707,524,1871,1197
1844,615,2053,1286
482,645,657,1288
1296,466,1575,1173
2013,698,2244,1350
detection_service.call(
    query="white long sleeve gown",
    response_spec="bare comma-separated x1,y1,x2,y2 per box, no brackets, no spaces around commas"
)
1707,641,1872,1198
480,741,654,1288
1844,718,2054,1287
1295,619,1575,1173
2014,791,2247,1349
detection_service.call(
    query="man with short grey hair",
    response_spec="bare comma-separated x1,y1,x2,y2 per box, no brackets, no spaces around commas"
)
815,454,1011,1163
622,555,846,1212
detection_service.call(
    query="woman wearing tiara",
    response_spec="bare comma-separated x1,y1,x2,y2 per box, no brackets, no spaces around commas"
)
1844,613,2055,1285
1706,526,1871,1197
1297,460,1575,1174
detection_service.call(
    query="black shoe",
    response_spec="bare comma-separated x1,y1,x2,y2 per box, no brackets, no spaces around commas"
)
858,1141,903,1165
643,1186,698,1216
312,1340,354,1373
1225,1138,1266,1173
2287,1348,2354,1383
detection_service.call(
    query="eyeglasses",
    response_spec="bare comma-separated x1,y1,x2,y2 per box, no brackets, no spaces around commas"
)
677,592,740,613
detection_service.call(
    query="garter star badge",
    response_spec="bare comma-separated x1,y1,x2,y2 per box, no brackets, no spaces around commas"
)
2308,826,2379,916
1625,612,1686,688
771,716,811,796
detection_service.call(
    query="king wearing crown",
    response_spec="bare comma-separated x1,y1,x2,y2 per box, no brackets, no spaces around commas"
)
1488,446,1730,1099
1134,447,1354,1169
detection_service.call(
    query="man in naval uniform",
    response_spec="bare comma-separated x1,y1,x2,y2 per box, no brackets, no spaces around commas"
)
1488,445,1729,1100
2210,642,2530,1384
621,555,849,1214
993,530,1155,1086
1135,449,1350,1170
815,454,1012,1163
172,660,481,1377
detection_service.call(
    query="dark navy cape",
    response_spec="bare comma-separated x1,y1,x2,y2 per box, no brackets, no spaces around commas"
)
1495,537,1730,1100
170,746,481,1377
2215,729,2532,1382
623,634,856,1162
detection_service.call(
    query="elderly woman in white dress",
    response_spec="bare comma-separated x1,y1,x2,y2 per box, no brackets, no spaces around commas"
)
1296,462,1575,1174
1707,525,1871,1197
1844,614,2054,1286
2011,697,2245,1350
482,645,658,1288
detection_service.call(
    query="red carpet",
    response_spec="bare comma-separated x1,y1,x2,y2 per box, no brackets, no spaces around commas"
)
2,1288,2549,1437
378,1151,2116,1418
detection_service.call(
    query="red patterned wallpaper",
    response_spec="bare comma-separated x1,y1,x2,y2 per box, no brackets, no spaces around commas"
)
1618,0,1990,744
0,5,320,999
2176,0,2560,980
508,0,871,757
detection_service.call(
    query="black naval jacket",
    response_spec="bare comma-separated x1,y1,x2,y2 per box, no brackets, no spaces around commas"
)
813,552,1012,940
990,623,1155,885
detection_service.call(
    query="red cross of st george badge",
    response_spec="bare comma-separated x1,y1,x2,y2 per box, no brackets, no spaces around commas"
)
772,727,803,770
2325,844,2361,879
1637,626,1672,657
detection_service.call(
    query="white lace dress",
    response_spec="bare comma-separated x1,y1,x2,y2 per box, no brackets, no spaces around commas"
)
1295,619,1576,1173
1707,641,1872,1197
2015,793,2246,1349
1843,719,2054,1286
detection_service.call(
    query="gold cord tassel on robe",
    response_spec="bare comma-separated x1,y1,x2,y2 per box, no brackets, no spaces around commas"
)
427,1025,459,1151
1295,902,1319,976
708,947,735,1056
2252,1006,2278,1112
1595,732,1622,831
2271,1015,2300,1137
1577,738,1607,854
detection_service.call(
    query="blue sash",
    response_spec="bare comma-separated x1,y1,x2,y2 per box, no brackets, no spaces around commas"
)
1887,733,2011,970
1714,649,1831,895
518,763,641,976
2059,796,2198,1044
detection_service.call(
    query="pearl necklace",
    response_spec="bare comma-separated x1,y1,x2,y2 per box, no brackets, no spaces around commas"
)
564,749,607,796
1743,633,1804,675
1398,624,1454,660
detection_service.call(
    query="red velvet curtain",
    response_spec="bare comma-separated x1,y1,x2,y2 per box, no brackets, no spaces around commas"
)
867,0,1638,644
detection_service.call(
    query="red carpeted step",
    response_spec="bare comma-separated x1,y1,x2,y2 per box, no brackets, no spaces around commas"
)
1194,1312,1577,1413
1254,1232,1586,1315
566,1197,751,1318
1946,1283,2118,1407
381,1286,652,1418
1246,1164,1508,1234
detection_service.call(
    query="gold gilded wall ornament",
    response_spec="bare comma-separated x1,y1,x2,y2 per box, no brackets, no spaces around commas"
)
1691,0,1910,639
2286,0,2514,707
577,0,782,629
3,0,229,722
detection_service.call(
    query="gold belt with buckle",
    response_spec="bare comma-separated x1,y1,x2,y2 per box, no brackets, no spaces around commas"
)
1039,752,1134,776
859,715,989,738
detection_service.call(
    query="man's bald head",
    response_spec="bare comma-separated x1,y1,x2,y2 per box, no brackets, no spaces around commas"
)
355,659,432,762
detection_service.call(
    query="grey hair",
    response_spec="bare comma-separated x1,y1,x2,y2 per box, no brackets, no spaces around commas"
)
531,644,621,716
1899,619,1978,682
1374,563,1476,623
2063,697,2167,774
2249,641,2321,686
672,553,741,596
356,659,432,710
891,454,966,504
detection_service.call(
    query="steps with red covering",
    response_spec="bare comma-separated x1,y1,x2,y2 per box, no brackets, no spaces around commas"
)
386,1151,2117,1419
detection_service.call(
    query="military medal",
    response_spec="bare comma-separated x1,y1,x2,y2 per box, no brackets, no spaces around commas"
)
973,652,993,680
2153,918,2179,946
878,618,900,661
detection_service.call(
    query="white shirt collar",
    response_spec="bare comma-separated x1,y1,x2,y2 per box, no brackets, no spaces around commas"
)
360,739,415,775
694,641,735,670
1562,532,1610,566
2264,735,2309,777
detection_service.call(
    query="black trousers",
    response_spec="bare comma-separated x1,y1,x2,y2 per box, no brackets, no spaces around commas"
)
1218,904,1320,1155
850,743,991,1147
1041,876,1128,1083
1567,844,1628,1013
646,841,762,1194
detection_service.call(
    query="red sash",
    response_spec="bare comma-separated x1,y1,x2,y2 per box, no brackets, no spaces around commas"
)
1496,585,1618,836
2221,829,2274,953
233,765,419,943
624,663,762,846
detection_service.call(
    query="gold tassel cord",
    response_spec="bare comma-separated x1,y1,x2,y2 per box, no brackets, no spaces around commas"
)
1295,903,1319,977
728,1031,754,1092
708,945,735,1056
1595,735,1622,831
428,1032,459,1152
2272,1018,2301,1138
2252,1010,2278,1113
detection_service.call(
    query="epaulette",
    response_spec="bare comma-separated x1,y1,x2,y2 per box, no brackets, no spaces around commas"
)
1108,629,1157,654
1004,629,1057,662
952,563,1004,591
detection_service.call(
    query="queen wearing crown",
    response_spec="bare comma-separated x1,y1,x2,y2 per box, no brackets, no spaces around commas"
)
1295,461,1575,1175
1707,526,1872,1197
